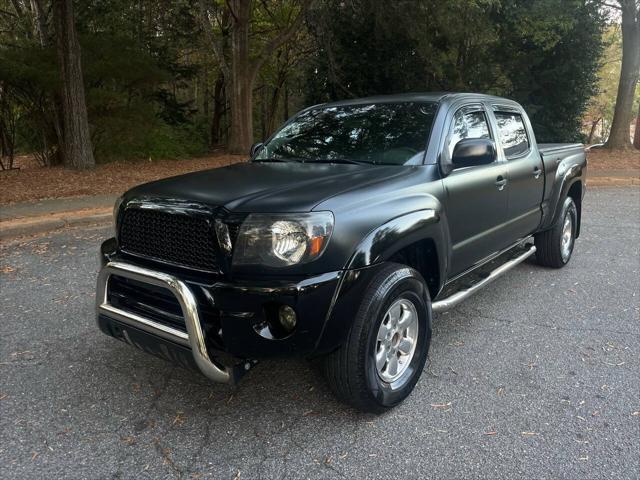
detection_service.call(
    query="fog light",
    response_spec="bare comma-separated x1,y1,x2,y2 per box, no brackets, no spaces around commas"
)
278,305,297,332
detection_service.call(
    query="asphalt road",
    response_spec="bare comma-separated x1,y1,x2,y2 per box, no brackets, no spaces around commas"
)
1,187,639,480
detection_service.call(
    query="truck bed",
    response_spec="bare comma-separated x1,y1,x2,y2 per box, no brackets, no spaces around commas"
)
538,143,584,155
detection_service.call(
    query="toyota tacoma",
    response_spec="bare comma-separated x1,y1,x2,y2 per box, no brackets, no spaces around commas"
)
97,93,586,412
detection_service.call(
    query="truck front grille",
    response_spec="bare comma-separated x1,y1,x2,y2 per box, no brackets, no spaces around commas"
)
119,208,219,271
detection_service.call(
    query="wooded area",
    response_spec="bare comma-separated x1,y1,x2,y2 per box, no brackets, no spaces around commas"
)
0,0,638,170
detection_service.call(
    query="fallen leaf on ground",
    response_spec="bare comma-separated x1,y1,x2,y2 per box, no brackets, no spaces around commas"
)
120,436,136,446
10,350,32,358
172,412,186,426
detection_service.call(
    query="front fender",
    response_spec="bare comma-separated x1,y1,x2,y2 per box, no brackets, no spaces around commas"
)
347,209,443,267
314,209,447,354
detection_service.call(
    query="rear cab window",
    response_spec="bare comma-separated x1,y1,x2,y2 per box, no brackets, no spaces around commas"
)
493,111,529,158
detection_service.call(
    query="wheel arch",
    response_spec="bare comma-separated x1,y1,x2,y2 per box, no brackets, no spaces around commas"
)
566,180,583,238
541,162,585,234
345,209,448,299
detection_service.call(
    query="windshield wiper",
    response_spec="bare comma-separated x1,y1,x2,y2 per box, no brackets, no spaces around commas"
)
254,157,370,165
252,157,301,163
307,158,370,165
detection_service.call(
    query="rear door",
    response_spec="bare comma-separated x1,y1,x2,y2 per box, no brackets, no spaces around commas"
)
441,104,509,276
490,106,544,239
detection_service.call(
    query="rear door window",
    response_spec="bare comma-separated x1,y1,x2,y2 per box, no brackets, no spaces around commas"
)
494,112,529,157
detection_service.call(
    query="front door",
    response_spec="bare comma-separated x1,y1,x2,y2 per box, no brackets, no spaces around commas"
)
441,105,509,276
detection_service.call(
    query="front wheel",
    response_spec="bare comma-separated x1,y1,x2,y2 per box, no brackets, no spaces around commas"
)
322,263,432,413
535,196,577,268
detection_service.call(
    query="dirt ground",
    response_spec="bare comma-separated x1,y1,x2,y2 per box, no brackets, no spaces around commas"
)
587,148,640,171
0,154,246,205
1,149,638,206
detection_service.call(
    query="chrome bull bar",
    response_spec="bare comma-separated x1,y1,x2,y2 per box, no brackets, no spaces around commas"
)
96,261,231,383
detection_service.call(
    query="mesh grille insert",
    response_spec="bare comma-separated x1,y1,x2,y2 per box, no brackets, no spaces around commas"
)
120,208,219,271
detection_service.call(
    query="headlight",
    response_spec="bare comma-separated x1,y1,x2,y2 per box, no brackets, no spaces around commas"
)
232,212,334,267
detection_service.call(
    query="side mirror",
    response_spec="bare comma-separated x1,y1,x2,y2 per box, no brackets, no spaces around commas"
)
250,142,264,157
452,138,496,169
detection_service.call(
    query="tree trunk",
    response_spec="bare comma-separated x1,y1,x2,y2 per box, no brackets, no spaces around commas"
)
53,0,95,169
203,65,210,118
605,0,640,149
587,117,602,144
283,82,289,122
266,78,285,138
0,83,13,170
227,0,253,154
30,0,49,46
260,84,267,141
210,73,225,146
201,0,309,153
634,103,640,149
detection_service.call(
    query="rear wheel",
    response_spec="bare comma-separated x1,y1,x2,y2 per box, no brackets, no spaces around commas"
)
322,263,432,413
535,196,577,268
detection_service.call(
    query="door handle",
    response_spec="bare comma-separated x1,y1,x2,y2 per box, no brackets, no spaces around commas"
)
495,176,507,191
533,166,542,179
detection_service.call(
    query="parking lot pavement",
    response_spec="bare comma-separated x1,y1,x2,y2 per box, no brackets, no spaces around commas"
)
1,187,638,480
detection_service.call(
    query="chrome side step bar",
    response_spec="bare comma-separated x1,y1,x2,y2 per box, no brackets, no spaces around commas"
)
432,244,536,313
96,261,231,383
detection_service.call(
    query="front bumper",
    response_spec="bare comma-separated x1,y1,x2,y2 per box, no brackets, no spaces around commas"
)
96,239,344,383
97,261,234,382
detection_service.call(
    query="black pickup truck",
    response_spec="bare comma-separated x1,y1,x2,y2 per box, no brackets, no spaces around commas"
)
97,93,586,412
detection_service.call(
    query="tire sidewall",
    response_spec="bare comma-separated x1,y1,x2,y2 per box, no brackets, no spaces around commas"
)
560,197,577,264
362,270,432,408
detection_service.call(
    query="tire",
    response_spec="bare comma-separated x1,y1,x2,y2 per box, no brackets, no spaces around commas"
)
322,263,432,413
535,196,577,268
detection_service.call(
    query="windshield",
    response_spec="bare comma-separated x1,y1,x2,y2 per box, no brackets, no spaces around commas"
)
254,101,438,165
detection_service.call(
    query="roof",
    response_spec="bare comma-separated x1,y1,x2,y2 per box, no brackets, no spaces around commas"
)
321,92,520,108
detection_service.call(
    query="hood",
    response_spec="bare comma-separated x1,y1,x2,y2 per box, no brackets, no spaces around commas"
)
123,161,412,212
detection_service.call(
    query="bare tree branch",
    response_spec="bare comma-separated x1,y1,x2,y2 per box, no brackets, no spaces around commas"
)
9,0,25,17
0,8,18,17
30,0,49,46
199,0,230,80
225,0,238,23
249,0,312,82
